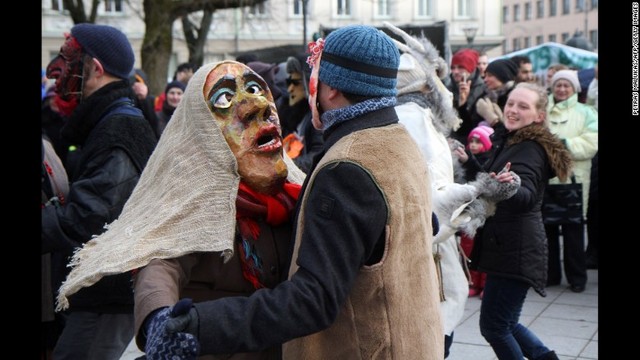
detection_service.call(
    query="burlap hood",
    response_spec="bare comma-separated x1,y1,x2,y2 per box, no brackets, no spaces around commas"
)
56,61,305,310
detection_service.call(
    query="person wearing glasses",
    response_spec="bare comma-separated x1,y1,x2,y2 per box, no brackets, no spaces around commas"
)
276,54,324,173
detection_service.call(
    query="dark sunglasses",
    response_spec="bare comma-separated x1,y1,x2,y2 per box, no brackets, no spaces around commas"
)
286,78,302,86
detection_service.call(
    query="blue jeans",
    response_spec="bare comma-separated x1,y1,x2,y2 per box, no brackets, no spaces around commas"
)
480,275,551,360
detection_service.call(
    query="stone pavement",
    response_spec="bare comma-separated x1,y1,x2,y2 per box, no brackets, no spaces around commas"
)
121,270,598,360
448,269,598,360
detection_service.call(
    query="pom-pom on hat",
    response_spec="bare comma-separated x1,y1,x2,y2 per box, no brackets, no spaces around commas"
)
551,69,581,93
486,59,519,84
452,48,479,74
468,125,494,151
319,25,400,97
164,80,186,95
71,23,134,80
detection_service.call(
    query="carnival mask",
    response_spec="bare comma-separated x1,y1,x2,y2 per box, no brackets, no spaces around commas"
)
46,33,85,116
203,62,288,195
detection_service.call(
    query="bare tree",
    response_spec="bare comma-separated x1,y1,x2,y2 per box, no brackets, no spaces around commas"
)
142,0,265,95
182,9,214,68
60,0,266,95
62,0,99,23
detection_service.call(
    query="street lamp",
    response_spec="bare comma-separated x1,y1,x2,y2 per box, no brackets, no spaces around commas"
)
463,26,478,49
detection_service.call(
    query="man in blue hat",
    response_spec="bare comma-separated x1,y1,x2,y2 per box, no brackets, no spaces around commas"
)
42,23,157,359
139,24,443,359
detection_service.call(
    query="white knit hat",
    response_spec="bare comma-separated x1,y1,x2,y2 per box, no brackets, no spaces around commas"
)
551,69,581,93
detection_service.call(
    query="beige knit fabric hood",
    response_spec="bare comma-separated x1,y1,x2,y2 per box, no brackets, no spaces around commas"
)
56,60,306,311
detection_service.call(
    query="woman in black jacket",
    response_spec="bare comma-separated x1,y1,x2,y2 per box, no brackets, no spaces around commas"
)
466,83,572,360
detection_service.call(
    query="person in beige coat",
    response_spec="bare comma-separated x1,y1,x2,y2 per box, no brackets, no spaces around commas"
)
385,22,520,358
545,70,598,293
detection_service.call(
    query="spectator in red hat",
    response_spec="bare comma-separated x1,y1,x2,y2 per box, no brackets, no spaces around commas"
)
446,48,488,145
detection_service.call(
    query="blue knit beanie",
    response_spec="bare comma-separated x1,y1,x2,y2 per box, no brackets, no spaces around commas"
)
319,25,399,97
71,23,134,80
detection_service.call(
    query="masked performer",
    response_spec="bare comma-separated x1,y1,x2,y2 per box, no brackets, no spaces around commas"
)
56,60,305,360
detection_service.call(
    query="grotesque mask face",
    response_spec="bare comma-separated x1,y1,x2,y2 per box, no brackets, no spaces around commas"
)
203,62,288,195
46,33,86,116
286,71,306,107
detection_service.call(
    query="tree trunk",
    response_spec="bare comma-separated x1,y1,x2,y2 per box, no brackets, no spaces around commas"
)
142,0,177,96
182,9,214,68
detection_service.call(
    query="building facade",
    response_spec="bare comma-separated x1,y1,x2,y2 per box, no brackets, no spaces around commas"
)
42,0,505,80
501,0,598,54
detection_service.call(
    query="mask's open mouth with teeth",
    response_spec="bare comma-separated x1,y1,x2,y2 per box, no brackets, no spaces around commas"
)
253,125,282,153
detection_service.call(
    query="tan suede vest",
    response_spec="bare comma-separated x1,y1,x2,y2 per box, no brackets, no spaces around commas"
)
284,124,444,359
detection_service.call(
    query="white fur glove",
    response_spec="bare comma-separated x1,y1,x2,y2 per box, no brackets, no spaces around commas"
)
476,98,503,126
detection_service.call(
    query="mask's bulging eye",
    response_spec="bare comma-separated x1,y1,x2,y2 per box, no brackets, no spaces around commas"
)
245,80,264,95
211,88,235,109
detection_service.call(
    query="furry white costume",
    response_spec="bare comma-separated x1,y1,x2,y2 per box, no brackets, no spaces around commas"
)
384,22,520,337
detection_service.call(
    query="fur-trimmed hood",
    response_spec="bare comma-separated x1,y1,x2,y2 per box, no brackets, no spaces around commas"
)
506,124,573,182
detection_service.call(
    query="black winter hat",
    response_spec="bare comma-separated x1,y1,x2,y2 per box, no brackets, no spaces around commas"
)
486,59,519,84
71,23,134,80
164,80,186,95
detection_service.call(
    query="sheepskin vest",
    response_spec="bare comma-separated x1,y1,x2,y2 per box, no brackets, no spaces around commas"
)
284,124,444,359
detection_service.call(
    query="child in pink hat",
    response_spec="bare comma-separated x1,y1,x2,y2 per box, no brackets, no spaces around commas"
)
460,125,494,297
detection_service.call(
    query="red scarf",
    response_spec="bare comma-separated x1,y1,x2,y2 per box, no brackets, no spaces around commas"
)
235,181,301,289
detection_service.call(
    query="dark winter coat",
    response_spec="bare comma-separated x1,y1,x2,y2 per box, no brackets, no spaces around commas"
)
468,124,572,296
41,80,157,312
276,98,323,174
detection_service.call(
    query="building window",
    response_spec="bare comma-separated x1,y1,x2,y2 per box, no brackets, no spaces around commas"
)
514,4,520,21
292,0,303,16
561,32,570,42
536,35,544,44
51,0,66,11
249,2,268,17
417,0,433,17
335,0,351,16
562,0,570,14
512,38,521,51
591,0,598,8
549,0,557,16
576,0,585,11
525,2,532,20
536,1,544,18
503,6,509,23
524,36,531,48
589,29,598,49
375,0,391,17
549,33,557,42
104,0,123,13
457,0,471,17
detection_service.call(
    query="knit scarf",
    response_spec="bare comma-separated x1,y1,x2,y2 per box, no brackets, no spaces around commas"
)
321,96,396,131
235,181,301,289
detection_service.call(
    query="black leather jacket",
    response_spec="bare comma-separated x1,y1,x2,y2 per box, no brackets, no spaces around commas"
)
41,81,157,312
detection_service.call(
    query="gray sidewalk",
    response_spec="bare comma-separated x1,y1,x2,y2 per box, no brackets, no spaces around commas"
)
448,269,598,360
121,270,598,360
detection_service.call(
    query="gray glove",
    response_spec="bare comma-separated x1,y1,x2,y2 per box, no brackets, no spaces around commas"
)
470,171,521,202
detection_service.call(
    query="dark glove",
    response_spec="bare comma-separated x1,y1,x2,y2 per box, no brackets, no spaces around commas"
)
145,298,200,360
